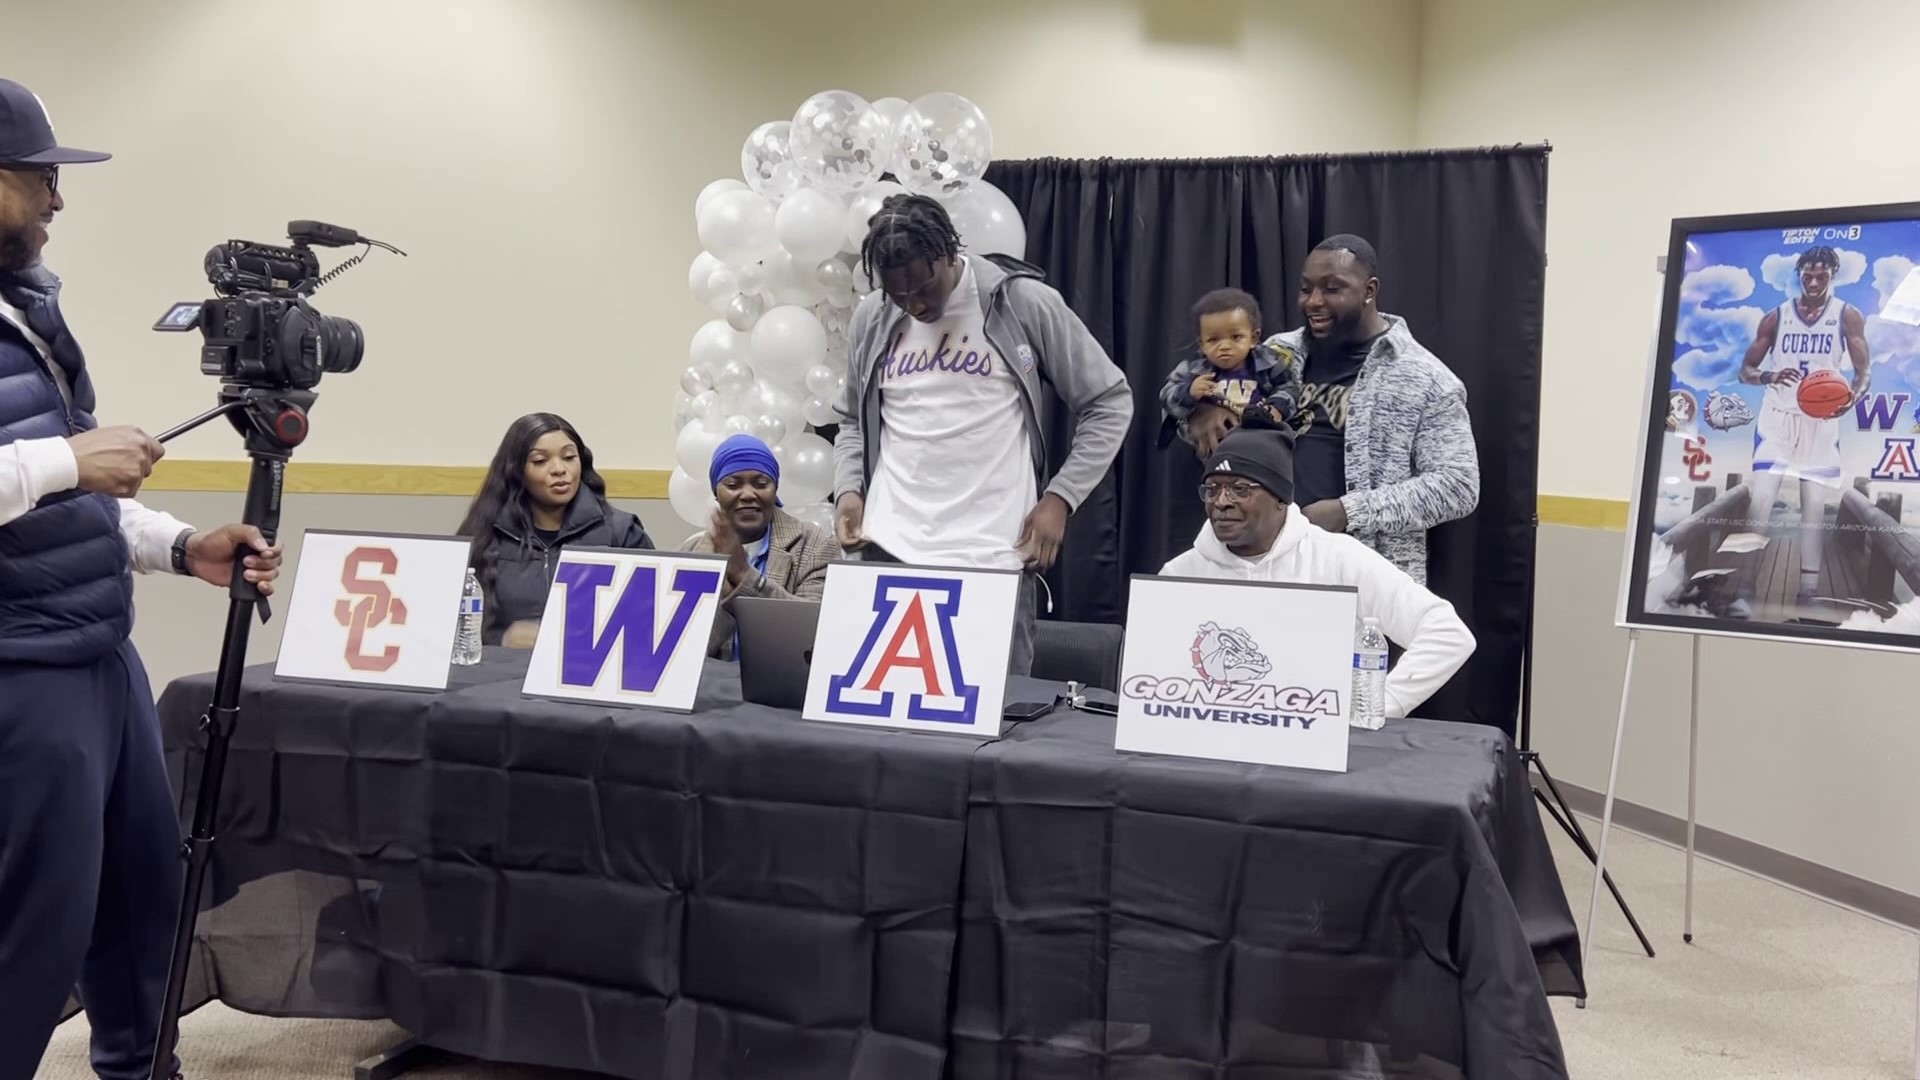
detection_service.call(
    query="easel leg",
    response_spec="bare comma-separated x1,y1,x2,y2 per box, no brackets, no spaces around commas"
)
1684,634,1701,945
1582,628,1640,1006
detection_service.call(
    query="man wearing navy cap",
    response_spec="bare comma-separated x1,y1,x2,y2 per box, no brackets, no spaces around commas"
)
0,78,284,1080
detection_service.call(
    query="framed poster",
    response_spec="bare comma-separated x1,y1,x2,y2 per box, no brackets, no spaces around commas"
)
1620,201,1920,650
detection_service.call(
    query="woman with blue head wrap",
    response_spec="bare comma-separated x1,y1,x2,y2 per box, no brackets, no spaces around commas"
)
683,434,843,658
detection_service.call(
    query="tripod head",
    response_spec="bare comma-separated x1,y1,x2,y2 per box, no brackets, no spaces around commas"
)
156,385,315,457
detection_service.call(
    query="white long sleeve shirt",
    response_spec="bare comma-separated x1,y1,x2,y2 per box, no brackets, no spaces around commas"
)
1160,509,1475,720
0,294,191,574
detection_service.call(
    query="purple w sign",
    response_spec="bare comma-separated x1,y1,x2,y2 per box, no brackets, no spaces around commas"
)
554,561,721,692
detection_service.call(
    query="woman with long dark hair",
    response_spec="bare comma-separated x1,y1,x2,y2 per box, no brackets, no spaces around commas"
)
457,412,653,647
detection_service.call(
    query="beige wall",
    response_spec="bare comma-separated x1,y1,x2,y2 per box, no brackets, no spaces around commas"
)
1417,0,1920,899
1416,0,1920,501
5,0,1421,474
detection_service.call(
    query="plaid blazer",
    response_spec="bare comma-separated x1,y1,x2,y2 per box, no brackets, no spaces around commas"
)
681,508,842,658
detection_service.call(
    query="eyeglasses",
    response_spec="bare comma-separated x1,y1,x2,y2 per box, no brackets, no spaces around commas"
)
0,165,57,196
1198,481,1261,504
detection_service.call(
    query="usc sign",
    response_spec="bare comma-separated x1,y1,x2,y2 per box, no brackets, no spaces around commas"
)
332,546,410,671
274,530,471,692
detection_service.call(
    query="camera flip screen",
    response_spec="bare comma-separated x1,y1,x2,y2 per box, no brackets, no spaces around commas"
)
152,302,202,332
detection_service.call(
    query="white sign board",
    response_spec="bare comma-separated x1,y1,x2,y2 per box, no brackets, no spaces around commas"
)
274,530,470,691
522,548,726,711
1116,574,1358,773
802,561,1018,737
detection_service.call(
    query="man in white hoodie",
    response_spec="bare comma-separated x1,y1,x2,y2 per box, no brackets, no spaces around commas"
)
1160,408,1474,720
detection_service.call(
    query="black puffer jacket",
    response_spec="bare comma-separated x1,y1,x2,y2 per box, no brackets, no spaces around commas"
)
478,493,653,644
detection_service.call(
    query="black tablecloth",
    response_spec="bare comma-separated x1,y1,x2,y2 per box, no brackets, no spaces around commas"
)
159,649,1580,1080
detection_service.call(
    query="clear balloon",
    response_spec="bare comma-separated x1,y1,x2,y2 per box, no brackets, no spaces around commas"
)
696,178,748,220
804,364,838,397
741,121,804,203
780,432,836,505
844,179,909,248
668,467,718,528
704,267,739,314
803,395,838,427
689,320,749,373
942,179,1026,260
789,90,892,194
672,391,693,431
892,92,994,198
697,189,779,267
753,413,787,447
674,418,725,478
688,251,726,307
775,187,848,265
713,358,756,396
680,365,714,396
751,306,829,388
721,414,757,439
726,292,765,332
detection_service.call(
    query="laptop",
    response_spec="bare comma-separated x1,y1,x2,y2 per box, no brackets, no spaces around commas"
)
733,595,822,709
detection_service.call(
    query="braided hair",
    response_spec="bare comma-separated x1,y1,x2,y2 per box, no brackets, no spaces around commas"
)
859,193,964,288
1797,245,1841,271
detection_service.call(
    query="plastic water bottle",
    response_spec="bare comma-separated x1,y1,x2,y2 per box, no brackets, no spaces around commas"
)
453,569,484,666
1351,618,1388,730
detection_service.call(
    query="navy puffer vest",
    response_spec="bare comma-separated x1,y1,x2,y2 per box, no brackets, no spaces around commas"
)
0,266,133,665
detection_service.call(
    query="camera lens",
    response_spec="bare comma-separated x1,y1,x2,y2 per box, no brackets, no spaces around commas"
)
316,314,363,374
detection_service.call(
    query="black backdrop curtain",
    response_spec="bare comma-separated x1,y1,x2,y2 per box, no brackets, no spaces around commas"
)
983,148,1548,735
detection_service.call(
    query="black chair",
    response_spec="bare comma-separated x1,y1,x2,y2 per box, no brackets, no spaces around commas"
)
1031,619,1123,691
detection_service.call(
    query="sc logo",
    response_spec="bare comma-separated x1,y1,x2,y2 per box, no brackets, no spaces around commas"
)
332,546,409,671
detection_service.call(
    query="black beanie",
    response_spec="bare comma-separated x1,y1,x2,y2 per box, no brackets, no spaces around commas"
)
1204,407,1296,505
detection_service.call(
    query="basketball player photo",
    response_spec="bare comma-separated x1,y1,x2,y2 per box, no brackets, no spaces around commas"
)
1624,204,1920,652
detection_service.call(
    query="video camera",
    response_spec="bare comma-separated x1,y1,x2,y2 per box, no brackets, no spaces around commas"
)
154,220,400,391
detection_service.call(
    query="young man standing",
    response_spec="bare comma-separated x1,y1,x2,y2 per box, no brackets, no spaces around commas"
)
833,195,1132,674
1189,235,1479,585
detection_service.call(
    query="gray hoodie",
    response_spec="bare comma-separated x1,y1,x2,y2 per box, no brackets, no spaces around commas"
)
1265,315,1479,585
833,254,1133,513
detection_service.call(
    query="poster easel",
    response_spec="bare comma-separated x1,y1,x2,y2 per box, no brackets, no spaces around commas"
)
1594,238,1920,1077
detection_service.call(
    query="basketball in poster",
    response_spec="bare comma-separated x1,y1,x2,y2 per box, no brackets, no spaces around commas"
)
1624,203,1920,649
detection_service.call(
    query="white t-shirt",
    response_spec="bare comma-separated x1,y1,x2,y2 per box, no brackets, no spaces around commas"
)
863,264,1034,570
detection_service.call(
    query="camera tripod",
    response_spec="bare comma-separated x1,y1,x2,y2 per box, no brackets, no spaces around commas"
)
146,385,315,1080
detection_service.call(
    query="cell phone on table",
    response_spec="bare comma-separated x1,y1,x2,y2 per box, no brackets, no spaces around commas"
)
1001,699,1053,723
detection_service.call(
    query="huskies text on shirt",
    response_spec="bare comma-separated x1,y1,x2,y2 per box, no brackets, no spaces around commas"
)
863,263,1035,570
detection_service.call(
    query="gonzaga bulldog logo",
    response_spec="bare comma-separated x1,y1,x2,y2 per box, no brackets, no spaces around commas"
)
1190,622,1271,684
1703,390,1754,432
1123,623,1339,729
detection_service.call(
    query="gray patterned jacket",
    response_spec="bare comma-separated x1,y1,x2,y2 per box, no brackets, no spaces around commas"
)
1266,315,1479,584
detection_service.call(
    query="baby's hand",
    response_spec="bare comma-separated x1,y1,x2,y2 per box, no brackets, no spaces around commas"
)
1190,372,1218,400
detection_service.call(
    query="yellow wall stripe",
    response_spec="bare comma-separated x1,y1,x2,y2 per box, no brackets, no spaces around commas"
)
147,460,669,500
1535,493,1630,532
144,461,1628,530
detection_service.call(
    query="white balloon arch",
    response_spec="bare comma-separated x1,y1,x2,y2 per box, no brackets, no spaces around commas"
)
673,90,1025,532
